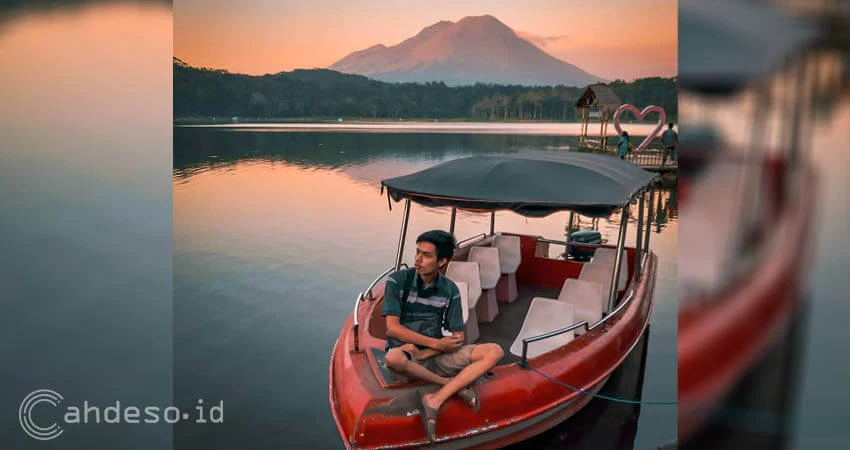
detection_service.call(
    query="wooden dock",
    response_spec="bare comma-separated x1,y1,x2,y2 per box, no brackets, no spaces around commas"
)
574,143,678,175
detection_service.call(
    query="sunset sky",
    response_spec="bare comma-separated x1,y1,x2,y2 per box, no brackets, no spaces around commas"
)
174,0,677,81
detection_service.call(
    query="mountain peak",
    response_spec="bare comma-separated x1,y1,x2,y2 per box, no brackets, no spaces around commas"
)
457,14,502,25
329,16,604,87
454,15,513,34
413,20,454,40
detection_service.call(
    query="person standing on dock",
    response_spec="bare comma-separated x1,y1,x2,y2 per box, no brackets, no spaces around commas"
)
661,123,678,165
617,131,632,160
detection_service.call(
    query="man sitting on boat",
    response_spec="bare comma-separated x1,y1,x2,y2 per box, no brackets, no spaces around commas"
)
382,229,504,441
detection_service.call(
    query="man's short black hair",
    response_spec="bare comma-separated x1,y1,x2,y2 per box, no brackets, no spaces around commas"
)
668,122,674,128
416,230,456,261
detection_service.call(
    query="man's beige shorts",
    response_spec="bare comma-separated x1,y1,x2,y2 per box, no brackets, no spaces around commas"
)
418,345,476,377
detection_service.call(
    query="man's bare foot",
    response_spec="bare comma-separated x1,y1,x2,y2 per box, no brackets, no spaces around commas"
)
422,392,441,411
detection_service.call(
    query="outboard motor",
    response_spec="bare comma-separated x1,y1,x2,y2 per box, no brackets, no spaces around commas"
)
567,230,602,261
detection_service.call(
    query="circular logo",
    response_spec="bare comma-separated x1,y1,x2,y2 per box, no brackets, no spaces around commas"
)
19,389,64,440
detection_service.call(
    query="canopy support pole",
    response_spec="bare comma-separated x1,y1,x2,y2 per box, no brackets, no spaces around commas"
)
449,207,457,235
635,192,645,279
644,188,654,252
394,199,411,270
607,206,629,312
489,211,495,236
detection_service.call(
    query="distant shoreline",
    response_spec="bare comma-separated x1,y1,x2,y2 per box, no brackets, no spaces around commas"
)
173,116,676,126
174,116,585,125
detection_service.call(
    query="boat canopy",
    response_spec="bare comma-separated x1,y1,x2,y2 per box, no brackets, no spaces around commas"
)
381,152,658,218
679,0,817,94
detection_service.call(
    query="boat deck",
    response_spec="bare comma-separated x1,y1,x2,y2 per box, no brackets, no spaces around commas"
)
477,284,559,365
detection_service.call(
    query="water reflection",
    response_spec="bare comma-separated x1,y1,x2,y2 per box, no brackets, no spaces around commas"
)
174,128,580,175
0,3,172,449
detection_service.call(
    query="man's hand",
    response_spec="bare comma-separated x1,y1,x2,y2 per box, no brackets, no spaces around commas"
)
399,343,435,360
433,334,463,353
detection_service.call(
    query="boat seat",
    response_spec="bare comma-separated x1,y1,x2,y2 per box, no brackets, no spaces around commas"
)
455,280,470,324
453,280,479,344
557,278,605,335
468,247,501,323
493,234,521,303
592,248,629,291
679,161,744,296
446,261,482,343
578,262,621,312
509,298,574,358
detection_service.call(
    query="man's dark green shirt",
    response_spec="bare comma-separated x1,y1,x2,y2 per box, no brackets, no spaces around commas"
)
382,268,463,351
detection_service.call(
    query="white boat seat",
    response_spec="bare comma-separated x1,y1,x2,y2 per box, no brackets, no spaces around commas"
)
468,246,501,322
446,265,481,343
509,298,574,358
446,261,482,309
679,161,744,296
557,278,605,332
592,248,629,291
492,234,521,274
455,280,470,324
578,262,620,311
468,246,501,290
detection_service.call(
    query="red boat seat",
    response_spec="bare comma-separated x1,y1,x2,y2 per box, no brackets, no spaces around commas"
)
509,298,575,358
591,248,629,291
557,278,605,335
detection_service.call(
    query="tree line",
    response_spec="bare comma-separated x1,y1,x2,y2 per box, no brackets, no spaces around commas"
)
174,58,677,121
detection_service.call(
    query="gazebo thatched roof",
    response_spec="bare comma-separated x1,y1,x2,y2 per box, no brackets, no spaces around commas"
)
575,85,621,114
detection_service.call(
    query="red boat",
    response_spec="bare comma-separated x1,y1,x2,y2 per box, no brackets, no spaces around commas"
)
677,1,821,442
329,152,661,448
677,154,816,440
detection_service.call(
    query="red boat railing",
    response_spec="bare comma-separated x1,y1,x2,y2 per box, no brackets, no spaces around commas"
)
353,263,408,352
519,251,647,368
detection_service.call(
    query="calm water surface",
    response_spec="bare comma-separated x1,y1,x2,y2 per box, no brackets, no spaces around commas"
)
173,127,678,449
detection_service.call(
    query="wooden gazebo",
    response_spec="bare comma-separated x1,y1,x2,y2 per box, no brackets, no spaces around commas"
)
575,85,621,149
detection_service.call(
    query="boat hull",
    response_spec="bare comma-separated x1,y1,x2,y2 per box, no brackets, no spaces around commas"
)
678,162,817,440
330,235,658,449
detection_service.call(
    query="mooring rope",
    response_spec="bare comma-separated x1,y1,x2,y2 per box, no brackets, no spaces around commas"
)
528,366,677,405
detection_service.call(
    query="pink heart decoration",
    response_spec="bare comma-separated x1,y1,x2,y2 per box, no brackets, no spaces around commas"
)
612,104,666,153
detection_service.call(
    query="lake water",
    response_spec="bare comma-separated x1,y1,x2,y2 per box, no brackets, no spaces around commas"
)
172,126,678,449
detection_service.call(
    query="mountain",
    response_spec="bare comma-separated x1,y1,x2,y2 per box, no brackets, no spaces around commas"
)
329,15,605,87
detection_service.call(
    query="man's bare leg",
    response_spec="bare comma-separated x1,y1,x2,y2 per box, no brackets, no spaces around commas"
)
422,343,503,411
385,348,450,385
